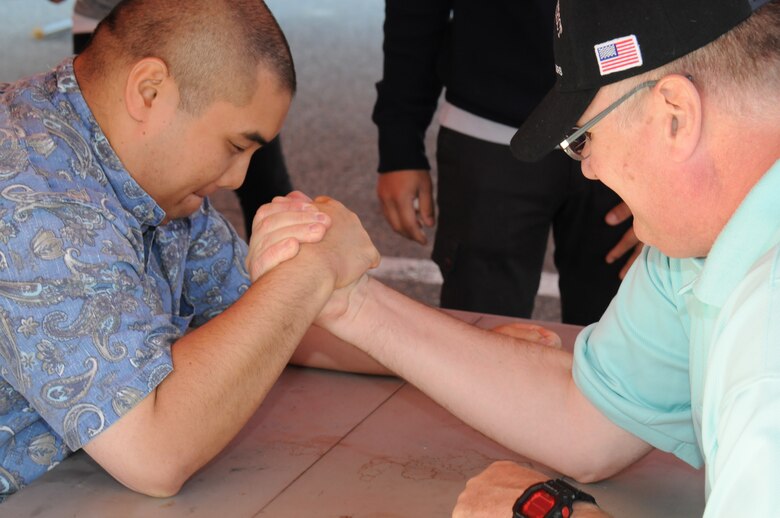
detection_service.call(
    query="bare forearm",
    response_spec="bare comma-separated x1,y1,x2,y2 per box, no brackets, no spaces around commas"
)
291,325,393,375
85,255,334,495
574,502,612,517
159,265,333,463
322,277,650,479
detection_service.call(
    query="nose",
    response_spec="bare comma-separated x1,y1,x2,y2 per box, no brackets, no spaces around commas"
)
220,155,252,190
580,159,597,180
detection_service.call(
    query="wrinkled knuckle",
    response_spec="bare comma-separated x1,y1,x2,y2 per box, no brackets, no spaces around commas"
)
253,234,269,252
256,217,277,235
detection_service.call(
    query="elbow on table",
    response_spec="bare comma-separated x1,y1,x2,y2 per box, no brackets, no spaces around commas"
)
90,449,193,498
565,465,613,485
562,442,652,484
82,395,203,497
113,462,189,498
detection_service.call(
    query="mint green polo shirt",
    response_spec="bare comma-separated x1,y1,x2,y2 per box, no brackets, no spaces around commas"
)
572,160,780,515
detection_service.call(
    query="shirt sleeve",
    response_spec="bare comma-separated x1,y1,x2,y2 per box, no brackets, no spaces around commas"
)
371,0,453,172
0,204,175,452
183,199,250,328
571,246,704,467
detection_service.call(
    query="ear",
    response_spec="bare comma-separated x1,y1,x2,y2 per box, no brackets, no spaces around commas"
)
654,74,702,162
124,57,178,124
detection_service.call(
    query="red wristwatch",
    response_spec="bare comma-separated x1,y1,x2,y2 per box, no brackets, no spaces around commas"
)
512,478,597,518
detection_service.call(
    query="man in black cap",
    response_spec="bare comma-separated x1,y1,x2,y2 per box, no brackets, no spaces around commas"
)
257,0,779,515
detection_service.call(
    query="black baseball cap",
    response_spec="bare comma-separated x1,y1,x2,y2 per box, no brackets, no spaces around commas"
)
510,0,770,162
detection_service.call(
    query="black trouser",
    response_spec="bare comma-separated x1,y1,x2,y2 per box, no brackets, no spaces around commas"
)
73,34,293,240
432,127,631,325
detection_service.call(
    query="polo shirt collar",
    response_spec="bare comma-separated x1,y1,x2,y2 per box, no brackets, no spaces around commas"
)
55,58,167,229
693,160,780,307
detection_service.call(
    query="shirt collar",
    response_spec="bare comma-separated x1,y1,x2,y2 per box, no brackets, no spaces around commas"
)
693,159,780,306
54,58,166,228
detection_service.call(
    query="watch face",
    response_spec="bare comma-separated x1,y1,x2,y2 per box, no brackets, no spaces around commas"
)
519,490,556,518
514,479,593,518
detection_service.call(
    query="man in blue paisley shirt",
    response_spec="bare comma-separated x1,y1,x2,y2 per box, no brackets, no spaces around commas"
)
0,0,381,499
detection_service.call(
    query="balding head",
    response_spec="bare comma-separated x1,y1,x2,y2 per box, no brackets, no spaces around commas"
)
80,0,296,114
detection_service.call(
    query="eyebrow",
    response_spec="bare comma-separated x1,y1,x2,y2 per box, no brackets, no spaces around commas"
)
241,131,269,147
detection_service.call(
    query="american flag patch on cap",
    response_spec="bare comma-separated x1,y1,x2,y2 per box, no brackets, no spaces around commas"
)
594,35,643,76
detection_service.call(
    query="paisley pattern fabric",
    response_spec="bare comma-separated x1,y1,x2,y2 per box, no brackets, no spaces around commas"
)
0,59,250,500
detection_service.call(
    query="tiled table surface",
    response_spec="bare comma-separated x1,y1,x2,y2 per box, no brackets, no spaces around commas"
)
3,312,705,517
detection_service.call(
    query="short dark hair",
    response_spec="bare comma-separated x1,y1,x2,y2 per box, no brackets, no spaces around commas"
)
83,0,296,113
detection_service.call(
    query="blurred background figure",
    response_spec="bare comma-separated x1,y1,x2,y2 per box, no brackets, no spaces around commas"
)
372,1,639,324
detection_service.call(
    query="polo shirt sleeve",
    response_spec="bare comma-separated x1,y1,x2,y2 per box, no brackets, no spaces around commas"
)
572,246,704,467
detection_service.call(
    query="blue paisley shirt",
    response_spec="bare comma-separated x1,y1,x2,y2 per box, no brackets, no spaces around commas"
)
0,59,250,499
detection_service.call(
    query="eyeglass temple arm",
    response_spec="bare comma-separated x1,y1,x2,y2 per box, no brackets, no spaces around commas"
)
557,80,659,151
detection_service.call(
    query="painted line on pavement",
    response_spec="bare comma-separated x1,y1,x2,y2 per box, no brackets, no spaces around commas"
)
370,257,560,298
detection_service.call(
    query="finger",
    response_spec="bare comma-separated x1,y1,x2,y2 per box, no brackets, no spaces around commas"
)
619,243,644,279
417,179,436,228
379,196,404,234
605,201,633,226
606,226,639,264
253,202,318,232
247,237,301,281
380,196,426,244
492,323,545,337
376,171,430,244
250,222,329,258
269,191,313,206
313,195,335,205
396,198,427,244
492,323,562,348
285,191,313,202
252,205,329,236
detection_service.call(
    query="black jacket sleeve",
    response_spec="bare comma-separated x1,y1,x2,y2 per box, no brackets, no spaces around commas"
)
371,0,453,173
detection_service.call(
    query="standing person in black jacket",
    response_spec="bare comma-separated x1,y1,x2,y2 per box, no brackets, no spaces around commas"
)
373,0,640,324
